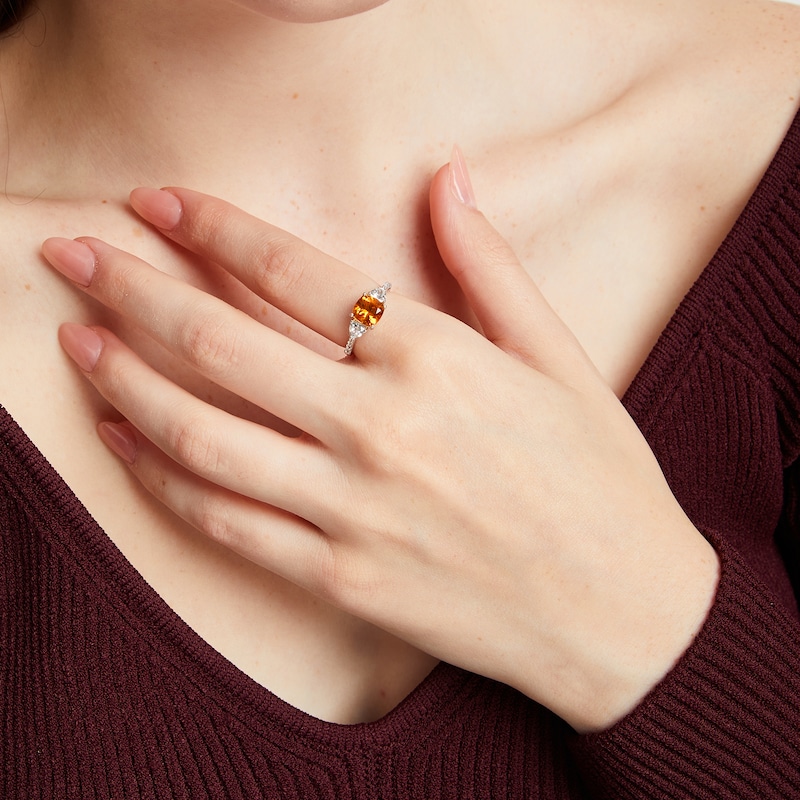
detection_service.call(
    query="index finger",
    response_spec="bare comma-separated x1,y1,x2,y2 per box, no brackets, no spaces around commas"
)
129,187,396,356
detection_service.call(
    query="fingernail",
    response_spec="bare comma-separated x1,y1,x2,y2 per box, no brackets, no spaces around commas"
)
41,238,97,287
97,421,138,464
449,145,477,209
58,323,103,372
129,187,183,230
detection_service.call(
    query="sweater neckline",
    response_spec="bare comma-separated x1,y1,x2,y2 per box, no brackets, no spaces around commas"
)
3,104,800,747
621,104,800,424
0,401,477,750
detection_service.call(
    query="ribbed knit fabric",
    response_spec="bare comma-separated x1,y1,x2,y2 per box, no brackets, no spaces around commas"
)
4,113,800,799
0,417,585,799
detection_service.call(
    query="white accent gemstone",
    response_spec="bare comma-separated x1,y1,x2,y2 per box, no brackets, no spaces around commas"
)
368,282,391,302
349,320,367,338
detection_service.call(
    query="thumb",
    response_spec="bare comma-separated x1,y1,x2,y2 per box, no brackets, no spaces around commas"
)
429,147,588,378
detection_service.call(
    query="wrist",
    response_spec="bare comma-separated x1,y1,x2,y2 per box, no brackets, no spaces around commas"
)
547,522,720,734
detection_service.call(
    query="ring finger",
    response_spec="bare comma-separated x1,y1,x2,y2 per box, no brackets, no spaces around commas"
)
129,187,408,360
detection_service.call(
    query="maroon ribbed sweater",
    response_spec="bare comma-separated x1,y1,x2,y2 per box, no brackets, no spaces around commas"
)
4,116,800,799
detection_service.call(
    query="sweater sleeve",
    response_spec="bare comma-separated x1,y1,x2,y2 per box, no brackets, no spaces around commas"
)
568,524,800,800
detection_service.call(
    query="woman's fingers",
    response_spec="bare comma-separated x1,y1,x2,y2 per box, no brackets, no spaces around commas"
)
58,322,334,520
429,151,594,383
42,236,346,436
99,421,333,592
129,186,399,357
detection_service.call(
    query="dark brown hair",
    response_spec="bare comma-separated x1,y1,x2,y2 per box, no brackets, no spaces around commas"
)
0,0,33,35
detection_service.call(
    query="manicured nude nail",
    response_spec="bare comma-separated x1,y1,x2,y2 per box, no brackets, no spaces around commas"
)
58,323,104,372
449,145,477,209
41,238,97,286
97,421,138,464
129,187,183,230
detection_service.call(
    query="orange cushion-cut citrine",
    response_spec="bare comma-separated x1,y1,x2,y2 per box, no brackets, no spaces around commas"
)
352,294,385,327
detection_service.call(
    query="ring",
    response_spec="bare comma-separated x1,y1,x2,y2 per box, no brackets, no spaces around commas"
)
345,282,391,356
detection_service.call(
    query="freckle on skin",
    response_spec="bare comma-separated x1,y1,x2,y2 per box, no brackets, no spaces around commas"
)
132,226,143,238
292,92,299,99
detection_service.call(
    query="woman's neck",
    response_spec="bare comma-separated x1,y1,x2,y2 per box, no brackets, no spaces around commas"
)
0,1,499,198
0,0,694,207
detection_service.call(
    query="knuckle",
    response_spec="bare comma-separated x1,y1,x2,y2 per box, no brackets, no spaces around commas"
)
473,226,518,271
100,354,143,404
311,551,376,612
446,221,517,281
343,410,420,481
341,350,464,475
179,309,241,376
193,492,238,549
97,260,131,307
306,549,343,603
252,234,309,300
188,201,233,249
390,316,458,375
96,256,149,311
165,411,223,475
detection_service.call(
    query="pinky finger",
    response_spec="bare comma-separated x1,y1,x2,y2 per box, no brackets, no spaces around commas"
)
98,421,335,593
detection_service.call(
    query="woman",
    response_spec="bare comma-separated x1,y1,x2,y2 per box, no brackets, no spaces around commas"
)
2,0,800,796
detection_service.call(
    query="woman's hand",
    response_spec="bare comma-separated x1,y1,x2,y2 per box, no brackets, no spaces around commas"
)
41,152,719,733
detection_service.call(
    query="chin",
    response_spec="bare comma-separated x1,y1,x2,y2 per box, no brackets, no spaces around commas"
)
229,0,392,23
